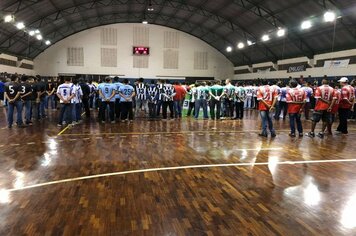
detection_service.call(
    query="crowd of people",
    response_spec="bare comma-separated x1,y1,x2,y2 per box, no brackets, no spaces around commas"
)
0,73,355,138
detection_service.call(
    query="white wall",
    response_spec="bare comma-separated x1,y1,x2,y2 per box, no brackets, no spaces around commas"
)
34,23,234,80
234,49,356,80
0,64,35,75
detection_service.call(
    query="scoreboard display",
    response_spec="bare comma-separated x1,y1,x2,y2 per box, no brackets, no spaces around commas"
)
133,46,150,55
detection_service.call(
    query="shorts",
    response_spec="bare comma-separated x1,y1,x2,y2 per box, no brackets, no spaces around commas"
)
312,110,332,123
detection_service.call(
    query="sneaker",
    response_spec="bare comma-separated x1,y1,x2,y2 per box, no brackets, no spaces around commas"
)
289,133,296,138
317,132,324,139
258,133,267,137
8,125,12,129
111,121,115,124
57,123,62,127
298,133,303,138
26,121,33,126
306,132,315,138
101,121,105,124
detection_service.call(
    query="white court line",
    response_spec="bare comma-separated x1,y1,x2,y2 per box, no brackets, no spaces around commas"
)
5,157,356,193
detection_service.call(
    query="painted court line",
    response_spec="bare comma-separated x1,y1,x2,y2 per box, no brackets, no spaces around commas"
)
5,158,356,193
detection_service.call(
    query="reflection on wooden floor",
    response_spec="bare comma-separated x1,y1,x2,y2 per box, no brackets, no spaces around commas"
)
0,108,356,235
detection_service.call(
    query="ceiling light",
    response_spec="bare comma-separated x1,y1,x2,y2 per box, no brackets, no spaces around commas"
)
4,15,14,23
36,34,43,40
29,30,35,36
261,34,270,42
147,4,154,11
301,20,312,30
16,22,25,30
324,11,336,22
247,40,254,46
45,40,51,45
226,46,232,52
35,29,40,34
142,20,148,24
237,42,245,49
277,28,285,37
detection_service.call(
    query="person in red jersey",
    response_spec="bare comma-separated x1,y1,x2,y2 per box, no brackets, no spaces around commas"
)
286,79,306,137
336,77,355,134
307,79,337,138
327,84,341,135
257,80,278,137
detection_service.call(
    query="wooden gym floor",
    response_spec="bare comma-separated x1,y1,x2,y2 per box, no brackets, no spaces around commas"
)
0,107,356,235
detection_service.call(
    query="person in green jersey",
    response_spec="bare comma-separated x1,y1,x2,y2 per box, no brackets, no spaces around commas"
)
223,79,236,119
209,80,224,120
193,82,209,119
234,82,246,119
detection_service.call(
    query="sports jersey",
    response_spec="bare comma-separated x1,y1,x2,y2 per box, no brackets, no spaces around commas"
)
19,82,33,101
280,87,289,102
257,85,277,111
98,83,116,102
114,82,123,99
286,87,306,113
147,85,158,102
71,84,83,104
302,86,313,103
209,84,224,97
173,84,186,101
57,83,73,103
331,89,341,114
119,84,135,102
235,86,246,102
36,81,47,98
339,85,355,109
5,82,20,100
245,86,253,97
224,84,236,99
162,84,176,102
135,83,147,100
193,86,209,100
157,84,165,101
314,85,336,111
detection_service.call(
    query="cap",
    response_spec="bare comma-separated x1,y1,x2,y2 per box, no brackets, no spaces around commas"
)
338,77,348,83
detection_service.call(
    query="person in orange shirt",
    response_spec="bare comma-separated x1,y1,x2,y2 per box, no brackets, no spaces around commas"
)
336,77,355,134
307,79,337,138
286,80,306,137
173,82,186,118
257,80,278,137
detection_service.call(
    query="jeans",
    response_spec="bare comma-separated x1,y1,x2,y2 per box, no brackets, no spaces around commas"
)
289,113,303,134
194,99,208,119
46,95,56,109
235,101,244,119
224,99,234,117
304,102,311,120
136,99,148,114
187,101,195,116
72,103,82,122
7,100,23,126
260,110,275,135
23,100,32,123
82,98,90,118
209,98,221,119
148,102,157,118
162,101,174,119
121,102,134,120
115,98,121,119
244,96,253,109
58,103,72,125
156,100,163,116
337,108,351,134
101,101,115,122
274,101,288,120
39,97,46,118
173,100,183,118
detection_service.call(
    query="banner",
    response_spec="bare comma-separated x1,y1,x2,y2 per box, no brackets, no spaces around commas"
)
287,64,306,73
257,68,271,74
323,59,350,69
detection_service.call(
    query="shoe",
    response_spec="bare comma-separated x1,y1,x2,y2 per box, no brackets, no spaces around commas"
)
298,133,303,138
271,133,276,138
317,132,324,139
111,121,115,124
306,132,315,138
258,133,267,137
26,121,33,126
8,125,12,129
289,133,296,137
101,121,105,124
57,123,62,127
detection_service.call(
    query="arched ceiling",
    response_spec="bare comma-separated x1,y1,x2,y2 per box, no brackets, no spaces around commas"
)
0,0,355,66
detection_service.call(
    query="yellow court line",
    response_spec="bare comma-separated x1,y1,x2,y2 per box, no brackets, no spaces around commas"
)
5,158,356,193
56,112,86,136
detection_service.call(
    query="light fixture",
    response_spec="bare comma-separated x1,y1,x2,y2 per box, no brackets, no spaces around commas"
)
277,28,285,37
226,46,232,52
247,40,254,46
29,30,35,36
16,22,25,30
147,0,154,11
324,11,336,22
4,15,14,23
45,40,51,45
261,34,270,42
35,29,40,34
142,20,148,24
36,34,43,40
237,42,245,49
301,20,312,30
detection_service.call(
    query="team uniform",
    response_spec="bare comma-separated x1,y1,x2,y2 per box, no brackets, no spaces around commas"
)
257,85,278,137
5,81,23,127
337,85,355,134
312,85,337,124
193,85,209,119
286,87,306,136
71,84,83,123
57,82,74,126
302,86,313,120
114,81,123,119
36,80,47,119
98,82,116,123
275,86,288,120
244,85,253,109
186,86,195,117
162,83,176,119
223,84,236,118
135,83,148,115
119,84,135,121
19,81,33,125
234,86,246,119
147,84,158,119
173,84,186,118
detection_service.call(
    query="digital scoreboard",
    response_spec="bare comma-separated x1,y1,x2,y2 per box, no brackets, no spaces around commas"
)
133,46,150,55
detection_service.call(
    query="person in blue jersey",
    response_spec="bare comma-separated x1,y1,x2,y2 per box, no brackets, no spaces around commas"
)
113,76,123,120
119,79,136,122
98,77,116,124
56,77,75,127
147,80,158,120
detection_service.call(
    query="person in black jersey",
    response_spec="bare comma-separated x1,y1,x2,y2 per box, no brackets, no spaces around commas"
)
19,75,33,125
5,75,23,128
36,75,47,119
79,78,91,118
